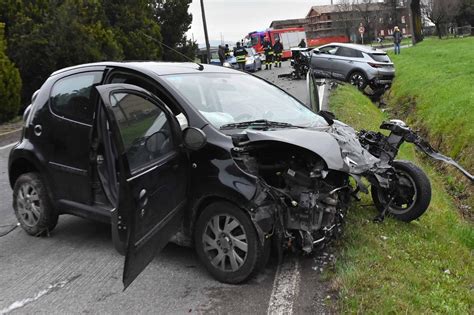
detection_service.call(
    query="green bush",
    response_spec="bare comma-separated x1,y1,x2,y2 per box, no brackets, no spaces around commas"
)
0,22,21,123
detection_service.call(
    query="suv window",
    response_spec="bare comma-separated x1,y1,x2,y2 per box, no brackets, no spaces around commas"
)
50,72,102,124
319,46,338,55
369,53,391,63
110,92,174,172
336,47,363,58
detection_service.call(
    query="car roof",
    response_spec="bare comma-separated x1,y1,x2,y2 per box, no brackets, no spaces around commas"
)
321,43,386,54
51,61,240,77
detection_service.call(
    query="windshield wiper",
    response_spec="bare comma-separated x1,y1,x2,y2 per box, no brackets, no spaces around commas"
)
220,119,303,130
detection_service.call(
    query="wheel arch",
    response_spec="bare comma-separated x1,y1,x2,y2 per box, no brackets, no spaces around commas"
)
8,150,56,206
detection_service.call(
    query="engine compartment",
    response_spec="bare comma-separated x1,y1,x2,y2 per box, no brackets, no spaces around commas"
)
231,141,351,252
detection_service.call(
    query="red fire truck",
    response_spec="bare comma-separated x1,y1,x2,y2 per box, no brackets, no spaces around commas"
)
245,28,349,59
245,28,306,59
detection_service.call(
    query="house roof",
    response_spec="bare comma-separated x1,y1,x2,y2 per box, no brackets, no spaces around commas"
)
306,5,338,17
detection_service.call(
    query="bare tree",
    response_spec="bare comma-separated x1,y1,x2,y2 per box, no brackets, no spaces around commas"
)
353,0,379,42
422,0,461,38
335,0,359,42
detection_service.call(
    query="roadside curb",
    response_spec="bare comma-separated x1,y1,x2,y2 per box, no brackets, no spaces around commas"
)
0,128,22,137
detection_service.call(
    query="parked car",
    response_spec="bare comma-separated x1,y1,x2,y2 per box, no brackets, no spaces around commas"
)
225,47,263,71
10,62,470,290
310,43,395,89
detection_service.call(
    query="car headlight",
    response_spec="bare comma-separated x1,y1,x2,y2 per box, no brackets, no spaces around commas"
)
223,62,231,68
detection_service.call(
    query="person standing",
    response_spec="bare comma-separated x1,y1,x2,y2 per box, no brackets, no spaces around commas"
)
393,26,403,55
273,38,283,68
298,39,306,48
262,37,274,70
218,45,225,66
233,42,248,71
224,44,231,60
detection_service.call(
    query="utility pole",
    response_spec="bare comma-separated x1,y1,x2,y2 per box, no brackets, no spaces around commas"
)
200,0,211,63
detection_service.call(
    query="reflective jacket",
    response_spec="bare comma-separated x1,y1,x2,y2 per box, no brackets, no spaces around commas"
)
262,40,273,55
273,42,283,54
234,47,248,63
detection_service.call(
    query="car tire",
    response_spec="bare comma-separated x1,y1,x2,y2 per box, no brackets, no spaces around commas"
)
194,201,266,284
371,160,431,222
348,71,368,90
13,172,58,236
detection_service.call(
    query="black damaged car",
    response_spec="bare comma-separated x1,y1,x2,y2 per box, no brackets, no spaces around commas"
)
9,62,472,288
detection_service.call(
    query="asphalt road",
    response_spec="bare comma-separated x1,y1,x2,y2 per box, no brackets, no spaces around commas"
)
0,61,332,314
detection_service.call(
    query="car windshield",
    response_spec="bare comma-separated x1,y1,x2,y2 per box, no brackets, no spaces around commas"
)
162,73,328,129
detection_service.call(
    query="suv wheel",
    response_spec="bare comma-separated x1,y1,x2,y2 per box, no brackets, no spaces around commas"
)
195,201,266,284
13,172,58,236
348,71,368,90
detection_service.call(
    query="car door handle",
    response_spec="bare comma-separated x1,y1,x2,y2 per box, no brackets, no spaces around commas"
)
34,124,42,136
138,189,148,208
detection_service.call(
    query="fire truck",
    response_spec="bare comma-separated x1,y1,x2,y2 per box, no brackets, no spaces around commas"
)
245,28,349,59
245,28,306,59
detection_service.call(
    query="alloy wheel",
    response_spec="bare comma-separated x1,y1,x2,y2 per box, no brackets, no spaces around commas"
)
16,183,41,227
202,214,248,272
350,73,366,89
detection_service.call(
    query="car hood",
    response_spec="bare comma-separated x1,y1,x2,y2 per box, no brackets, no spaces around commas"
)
236,121,380,174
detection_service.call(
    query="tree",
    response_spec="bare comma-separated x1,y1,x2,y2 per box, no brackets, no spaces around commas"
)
103,0,162,60
7,0,124,103
455,0,474,27
0,22,22,122
354,0,378,42
152,0,198,61
335,0,358,42
409,0,424,44
422,0,461,38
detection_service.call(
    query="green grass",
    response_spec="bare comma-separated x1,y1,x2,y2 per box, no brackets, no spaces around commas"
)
387,37,474,178
329,84,474,313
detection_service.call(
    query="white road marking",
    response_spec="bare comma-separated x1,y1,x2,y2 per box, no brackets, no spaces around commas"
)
267,258,301,315
0,142,17,151
0,275,80,314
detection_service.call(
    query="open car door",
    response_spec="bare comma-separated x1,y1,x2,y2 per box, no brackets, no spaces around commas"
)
95,83,188,289
306,68,320,113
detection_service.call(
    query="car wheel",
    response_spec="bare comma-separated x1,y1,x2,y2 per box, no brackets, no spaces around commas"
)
348,71,368,90
371,160,431,222
195,201,266,284
13,172,58,236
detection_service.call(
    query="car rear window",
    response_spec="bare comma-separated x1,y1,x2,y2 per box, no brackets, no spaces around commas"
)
369,53,391,63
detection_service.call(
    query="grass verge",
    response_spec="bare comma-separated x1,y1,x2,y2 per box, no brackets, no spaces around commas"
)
386,37,474,215
329,84,474,313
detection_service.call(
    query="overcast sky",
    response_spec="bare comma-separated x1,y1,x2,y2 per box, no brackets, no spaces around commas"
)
187,0,333,45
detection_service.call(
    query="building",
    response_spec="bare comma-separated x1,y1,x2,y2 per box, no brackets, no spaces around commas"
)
305,0,411,45
269,18,308,30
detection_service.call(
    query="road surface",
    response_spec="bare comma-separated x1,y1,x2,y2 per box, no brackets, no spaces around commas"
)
0,62,332,314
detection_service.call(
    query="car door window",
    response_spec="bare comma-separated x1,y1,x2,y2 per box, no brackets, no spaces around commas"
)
336,47,363,58
110,92,174,173
319,46,338,55
50,72,102,124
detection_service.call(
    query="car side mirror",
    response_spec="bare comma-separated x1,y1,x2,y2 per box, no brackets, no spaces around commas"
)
183,127,207,150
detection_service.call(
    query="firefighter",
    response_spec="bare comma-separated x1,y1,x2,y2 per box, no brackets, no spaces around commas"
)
233,42,248,71
273,38,283,68
224,44,231,60
262,37,274,70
